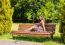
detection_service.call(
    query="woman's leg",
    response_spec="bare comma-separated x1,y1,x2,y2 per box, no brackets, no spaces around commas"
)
34,23,44,32
24,26,34,32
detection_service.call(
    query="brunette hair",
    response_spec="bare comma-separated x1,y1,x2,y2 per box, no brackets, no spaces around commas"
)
39,13,45,22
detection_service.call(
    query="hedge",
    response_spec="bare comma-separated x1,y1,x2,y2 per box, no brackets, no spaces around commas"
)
0,0,14,34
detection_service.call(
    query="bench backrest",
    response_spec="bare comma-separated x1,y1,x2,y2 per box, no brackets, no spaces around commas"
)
45,23,56,32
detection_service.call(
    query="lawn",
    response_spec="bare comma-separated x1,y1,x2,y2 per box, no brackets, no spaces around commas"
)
0,23,64,45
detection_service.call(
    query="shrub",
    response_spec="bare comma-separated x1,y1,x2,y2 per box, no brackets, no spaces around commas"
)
58,0,65,43
0,0,14,34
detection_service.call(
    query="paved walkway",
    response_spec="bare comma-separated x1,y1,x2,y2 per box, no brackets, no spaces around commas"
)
0,40,43,45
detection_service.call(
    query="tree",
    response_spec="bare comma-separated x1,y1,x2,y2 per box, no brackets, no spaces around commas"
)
0,0,14,34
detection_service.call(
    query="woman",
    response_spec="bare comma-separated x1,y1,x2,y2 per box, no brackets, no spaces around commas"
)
25,15,46,32
38,15,46,32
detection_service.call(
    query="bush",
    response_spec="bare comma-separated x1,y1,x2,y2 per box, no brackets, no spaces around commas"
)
58,0,65,43
0,0,14,34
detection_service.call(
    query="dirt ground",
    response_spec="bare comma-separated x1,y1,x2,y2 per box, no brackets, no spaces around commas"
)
0,40,43,45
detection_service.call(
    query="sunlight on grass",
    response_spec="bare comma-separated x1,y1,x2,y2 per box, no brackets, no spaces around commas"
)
0,33,12,40
12,23,19,31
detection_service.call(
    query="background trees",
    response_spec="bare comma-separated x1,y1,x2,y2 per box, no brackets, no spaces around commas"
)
11,0,59,23
0,0,14,34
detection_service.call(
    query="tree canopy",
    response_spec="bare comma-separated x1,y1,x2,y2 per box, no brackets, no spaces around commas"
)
11,0,60,23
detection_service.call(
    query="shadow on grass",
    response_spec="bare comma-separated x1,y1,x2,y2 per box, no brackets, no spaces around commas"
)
12,35,63,44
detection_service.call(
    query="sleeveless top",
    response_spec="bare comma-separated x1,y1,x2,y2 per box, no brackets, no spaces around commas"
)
31,19,44,32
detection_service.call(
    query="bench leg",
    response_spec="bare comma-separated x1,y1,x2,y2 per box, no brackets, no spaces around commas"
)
12,34,16,39
51,35,53,39
13,36,15,39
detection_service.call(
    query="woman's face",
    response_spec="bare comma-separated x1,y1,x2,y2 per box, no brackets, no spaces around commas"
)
39,16,43,20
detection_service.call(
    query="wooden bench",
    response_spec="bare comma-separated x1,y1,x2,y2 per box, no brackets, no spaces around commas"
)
12,23,56,38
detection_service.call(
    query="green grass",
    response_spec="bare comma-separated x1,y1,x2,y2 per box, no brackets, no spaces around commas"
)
0,33,12,40
0,23,64,45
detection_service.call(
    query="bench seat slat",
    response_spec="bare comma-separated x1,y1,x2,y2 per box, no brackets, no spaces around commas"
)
12,31,53,35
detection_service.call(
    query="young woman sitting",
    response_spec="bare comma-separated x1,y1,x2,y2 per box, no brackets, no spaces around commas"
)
25,15,46,32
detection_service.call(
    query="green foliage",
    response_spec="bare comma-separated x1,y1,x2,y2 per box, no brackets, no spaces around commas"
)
0,0,14,34
37,1,60,22
58,0,65,43
11,0,60,23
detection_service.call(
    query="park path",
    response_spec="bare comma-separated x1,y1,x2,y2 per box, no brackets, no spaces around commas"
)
0,40,43,45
